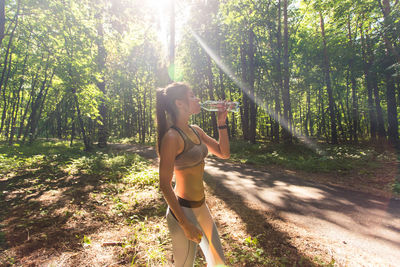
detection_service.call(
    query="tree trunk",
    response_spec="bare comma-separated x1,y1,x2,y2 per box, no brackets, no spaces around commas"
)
385,69,398,145
96,18,108,148
74,91,91,151
379,0,400,64
282,0,292,143
0,0,5,46
0,43,14,135
248,30,257,144
23,55,50,143
33,71,54,141
360,22,377,142
319,12,338,144
8,51,29,145
240,43,250,140
206,55,218,138
141,87,147,144
348,17,359,143
380,0,399,145
228,84,236,138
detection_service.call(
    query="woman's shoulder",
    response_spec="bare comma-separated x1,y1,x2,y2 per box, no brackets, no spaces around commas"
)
190,124,203,132
190,124,205,137
162,127,184,146
163,127,180,140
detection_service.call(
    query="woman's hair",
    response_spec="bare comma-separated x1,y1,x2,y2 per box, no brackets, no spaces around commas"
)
156,82,190,155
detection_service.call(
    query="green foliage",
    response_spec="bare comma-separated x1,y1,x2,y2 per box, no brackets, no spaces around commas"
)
392,181,400,195
123,168,159,187
230,140,381,173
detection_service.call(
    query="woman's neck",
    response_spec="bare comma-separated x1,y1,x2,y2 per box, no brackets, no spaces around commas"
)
175,115,190,131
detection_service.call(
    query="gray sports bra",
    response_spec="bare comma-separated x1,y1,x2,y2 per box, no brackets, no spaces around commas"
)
171,125,208,170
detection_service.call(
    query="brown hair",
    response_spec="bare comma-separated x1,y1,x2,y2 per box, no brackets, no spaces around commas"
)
156,82,190,155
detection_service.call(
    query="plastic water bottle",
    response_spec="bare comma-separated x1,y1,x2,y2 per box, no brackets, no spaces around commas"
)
200,100,239,112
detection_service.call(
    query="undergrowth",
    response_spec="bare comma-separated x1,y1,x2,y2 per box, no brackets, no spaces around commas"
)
229,140,393,174
0,140,287,266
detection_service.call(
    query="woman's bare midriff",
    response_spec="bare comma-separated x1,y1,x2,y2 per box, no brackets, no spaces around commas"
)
174,161,205,201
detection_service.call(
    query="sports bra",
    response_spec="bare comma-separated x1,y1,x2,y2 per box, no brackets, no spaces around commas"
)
171,125,208,170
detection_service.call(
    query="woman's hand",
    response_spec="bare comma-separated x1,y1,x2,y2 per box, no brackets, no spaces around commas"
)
217,101,228,125
182,222,203,243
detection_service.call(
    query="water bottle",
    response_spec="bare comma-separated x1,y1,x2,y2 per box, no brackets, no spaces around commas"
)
200,100,239,112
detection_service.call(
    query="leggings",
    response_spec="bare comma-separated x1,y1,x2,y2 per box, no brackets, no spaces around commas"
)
166,197,226,267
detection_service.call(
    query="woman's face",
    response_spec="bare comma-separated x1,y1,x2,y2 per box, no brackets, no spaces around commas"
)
187,89,201,115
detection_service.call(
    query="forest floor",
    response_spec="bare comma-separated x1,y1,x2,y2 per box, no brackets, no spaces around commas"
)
0,140,399,266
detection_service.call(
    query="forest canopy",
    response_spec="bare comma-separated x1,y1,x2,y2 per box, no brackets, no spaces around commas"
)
0,0,399,151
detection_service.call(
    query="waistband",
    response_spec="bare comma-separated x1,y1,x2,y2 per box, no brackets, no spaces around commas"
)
168,196,205,221
177,196,205,208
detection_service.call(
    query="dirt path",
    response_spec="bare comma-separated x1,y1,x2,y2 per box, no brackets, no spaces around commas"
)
203,158,400,266
110,143,400,266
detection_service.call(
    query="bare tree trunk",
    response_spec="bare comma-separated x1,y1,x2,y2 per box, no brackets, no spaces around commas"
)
378,0,400,64
282,0,292,143
96,17,108,148
8,51,29,145
0,0,5,46
0,43,14,135
248,30,257,144
240,43,250,140
206,55,218,138
380,0,399,145
348,17,359,143
141,87,147,143
25,56,51,143
360,22,377,142
319,12,338,144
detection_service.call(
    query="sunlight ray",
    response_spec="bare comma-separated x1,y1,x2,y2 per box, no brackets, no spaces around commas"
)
189,29,323,154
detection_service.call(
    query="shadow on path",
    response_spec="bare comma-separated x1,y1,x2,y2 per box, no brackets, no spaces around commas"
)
204,158,400,266
203,170,317,266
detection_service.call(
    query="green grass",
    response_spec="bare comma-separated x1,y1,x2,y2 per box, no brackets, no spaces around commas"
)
229,140,385,174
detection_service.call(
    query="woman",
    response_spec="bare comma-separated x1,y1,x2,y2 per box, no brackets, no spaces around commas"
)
156,82,229,267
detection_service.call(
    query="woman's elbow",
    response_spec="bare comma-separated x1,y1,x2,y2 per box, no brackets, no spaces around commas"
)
159,178,171,192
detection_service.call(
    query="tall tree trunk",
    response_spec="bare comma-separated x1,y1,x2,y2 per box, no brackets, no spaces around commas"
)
282,0,292,143
141,87,147,143
8,51,29,145
206,55,218,138
0,0,5,46
379,0,400,64
240,43,250,140
25,56,51,143
33,71,54,141
360,22,377,142
348,17,359,143
96,17,108,148
219,68,231,138
0,43,14,135
19,72,40,140
74,91,91,151
248,30,257,144
228,84,236,138
385,67,398,145
380,0,399,145
0,8,19,136
305,86,310,137
319,12,338,144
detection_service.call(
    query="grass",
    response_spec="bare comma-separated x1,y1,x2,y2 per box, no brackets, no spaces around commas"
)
0,140,170,266
2,139,314,266
4,139,390,265
229,140,387,174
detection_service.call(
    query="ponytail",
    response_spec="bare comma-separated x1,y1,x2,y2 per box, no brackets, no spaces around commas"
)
155,82,191,156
